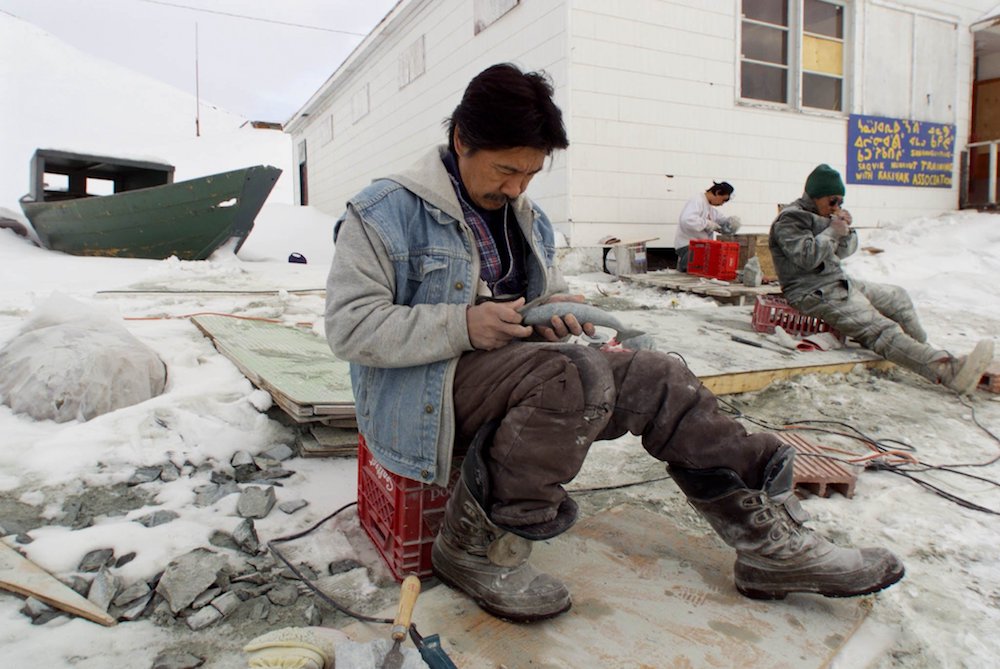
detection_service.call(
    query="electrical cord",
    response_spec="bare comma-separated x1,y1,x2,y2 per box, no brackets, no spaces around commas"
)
267,501,393,625
719,391,1000,515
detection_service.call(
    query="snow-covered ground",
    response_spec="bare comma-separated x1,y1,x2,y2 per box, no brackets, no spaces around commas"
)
2,11,1000,669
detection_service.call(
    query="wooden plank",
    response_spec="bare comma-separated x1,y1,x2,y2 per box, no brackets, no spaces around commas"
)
344,504,869,667
298,425,359,458
702,360,893,396
0,541,116,626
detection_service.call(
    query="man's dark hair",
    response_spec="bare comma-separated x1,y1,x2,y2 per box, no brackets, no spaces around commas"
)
708,181,734,197
446,63,569,155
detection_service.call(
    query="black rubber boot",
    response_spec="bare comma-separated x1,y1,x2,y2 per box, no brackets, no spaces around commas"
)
670,446,905,600
431,475,572,622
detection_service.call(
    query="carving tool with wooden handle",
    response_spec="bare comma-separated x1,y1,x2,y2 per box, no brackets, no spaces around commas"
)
381,574,421,669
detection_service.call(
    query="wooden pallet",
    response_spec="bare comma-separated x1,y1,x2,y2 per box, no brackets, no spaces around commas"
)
775,432,857,499
979,361,1000,394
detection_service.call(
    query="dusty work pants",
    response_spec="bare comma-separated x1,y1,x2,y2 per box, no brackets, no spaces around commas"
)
791,279,942,379
452,342,780,529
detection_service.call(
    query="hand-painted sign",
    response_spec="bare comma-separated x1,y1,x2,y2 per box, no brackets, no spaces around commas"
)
847,114,954,188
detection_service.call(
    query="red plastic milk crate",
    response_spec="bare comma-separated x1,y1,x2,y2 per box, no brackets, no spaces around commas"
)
357,435,460,581
687,239,739,281
751,294,843,340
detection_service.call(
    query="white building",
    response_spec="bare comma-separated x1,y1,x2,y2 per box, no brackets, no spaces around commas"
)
285,0,1000,251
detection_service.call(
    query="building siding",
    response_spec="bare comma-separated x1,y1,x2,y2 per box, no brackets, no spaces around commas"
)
288,0,997,248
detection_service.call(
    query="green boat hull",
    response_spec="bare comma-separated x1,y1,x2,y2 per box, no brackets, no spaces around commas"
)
20,165,282,261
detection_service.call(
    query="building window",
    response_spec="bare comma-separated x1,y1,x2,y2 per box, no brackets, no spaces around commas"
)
351,84,370,123
322,115,334,145
740,0,846,112
474,0,519,35
399,35,426,88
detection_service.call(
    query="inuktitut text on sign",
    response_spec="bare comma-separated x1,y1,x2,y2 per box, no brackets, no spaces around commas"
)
846,114,954,188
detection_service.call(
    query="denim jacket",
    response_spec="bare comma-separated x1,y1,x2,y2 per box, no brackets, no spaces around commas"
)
768,194,858,305
325,146,563,486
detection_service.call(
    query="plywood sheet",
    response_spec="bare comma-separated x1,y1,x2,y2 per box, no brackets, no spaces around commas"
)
345,504,869,668
191,315,353,419
616,306,884,386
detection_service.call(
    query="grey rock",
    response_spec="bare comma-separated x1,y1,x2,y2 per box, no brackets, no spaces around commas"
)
251,467,294,482
78,548,114,572
262,444,294,462
305,602,322,626
210,470,233,485
159,462,181,482
87,567,121,612
252,455,280,470
208,530,240,552
135,510,179,528
185,605,222,630
113,581,152,607
232,518,260,554
236,486,276,519
266,580,299,607
118,591,155,621
245,595,270,620
190,586,222,610
278,499,308,514
115,551,137,568
21,596,53,619
128,466,162,486
328,558,364,575
282,563,318,581
0,520,27,536
230,450,255,467
14,533,33,544
233,465,259,483
62,575,91,597
231,571,268,585
193,481,239,507
155,548,229,614
152,650,205,669
211,590,241,618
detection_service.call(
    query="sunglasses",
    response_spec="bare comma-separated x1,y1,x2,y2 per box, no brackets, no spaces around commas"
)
828,196,844,207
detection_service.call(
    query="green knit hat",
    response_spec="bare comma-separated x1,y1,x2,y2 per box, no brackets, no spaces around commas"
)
804,164,845,198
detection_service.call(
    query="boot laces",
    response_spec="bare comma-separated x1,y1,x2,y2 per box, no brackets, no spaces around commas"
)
746,493,808,554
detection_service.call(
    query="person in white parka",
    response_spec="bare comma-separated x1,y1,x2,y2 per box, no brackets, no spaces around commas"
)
674,181,740,272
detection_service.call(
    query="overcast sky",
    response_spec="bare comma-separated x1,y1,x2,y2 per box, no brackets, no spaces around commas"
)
0,0,399,121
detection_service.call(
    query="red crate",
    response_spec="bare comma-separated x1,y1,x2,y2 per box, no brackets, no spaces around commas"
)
751,295,843,339
356,435,460,581
688,239,739,281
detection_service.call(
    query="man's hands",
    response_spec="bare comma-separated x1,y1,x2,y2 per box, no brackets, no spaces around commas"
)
830,209,853,237
532,294,597,343
466,297,533,350
465,295,597,350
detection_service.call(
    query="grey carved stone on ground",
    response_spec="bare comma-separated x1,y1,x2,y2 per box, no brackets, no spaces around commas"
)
155,548,229,614
78,548,115,572
87,567,121,612
151,650,205,669
236,486,276,519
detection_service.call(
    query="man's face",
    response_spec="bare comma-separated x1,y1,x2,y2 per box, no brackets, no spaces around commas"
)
707,191,730,207
454,131,547,210
814,194,844,217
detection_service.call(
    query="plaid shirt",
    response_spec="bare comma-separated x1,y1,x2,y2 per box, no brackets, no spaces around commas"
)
443,152,526,298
